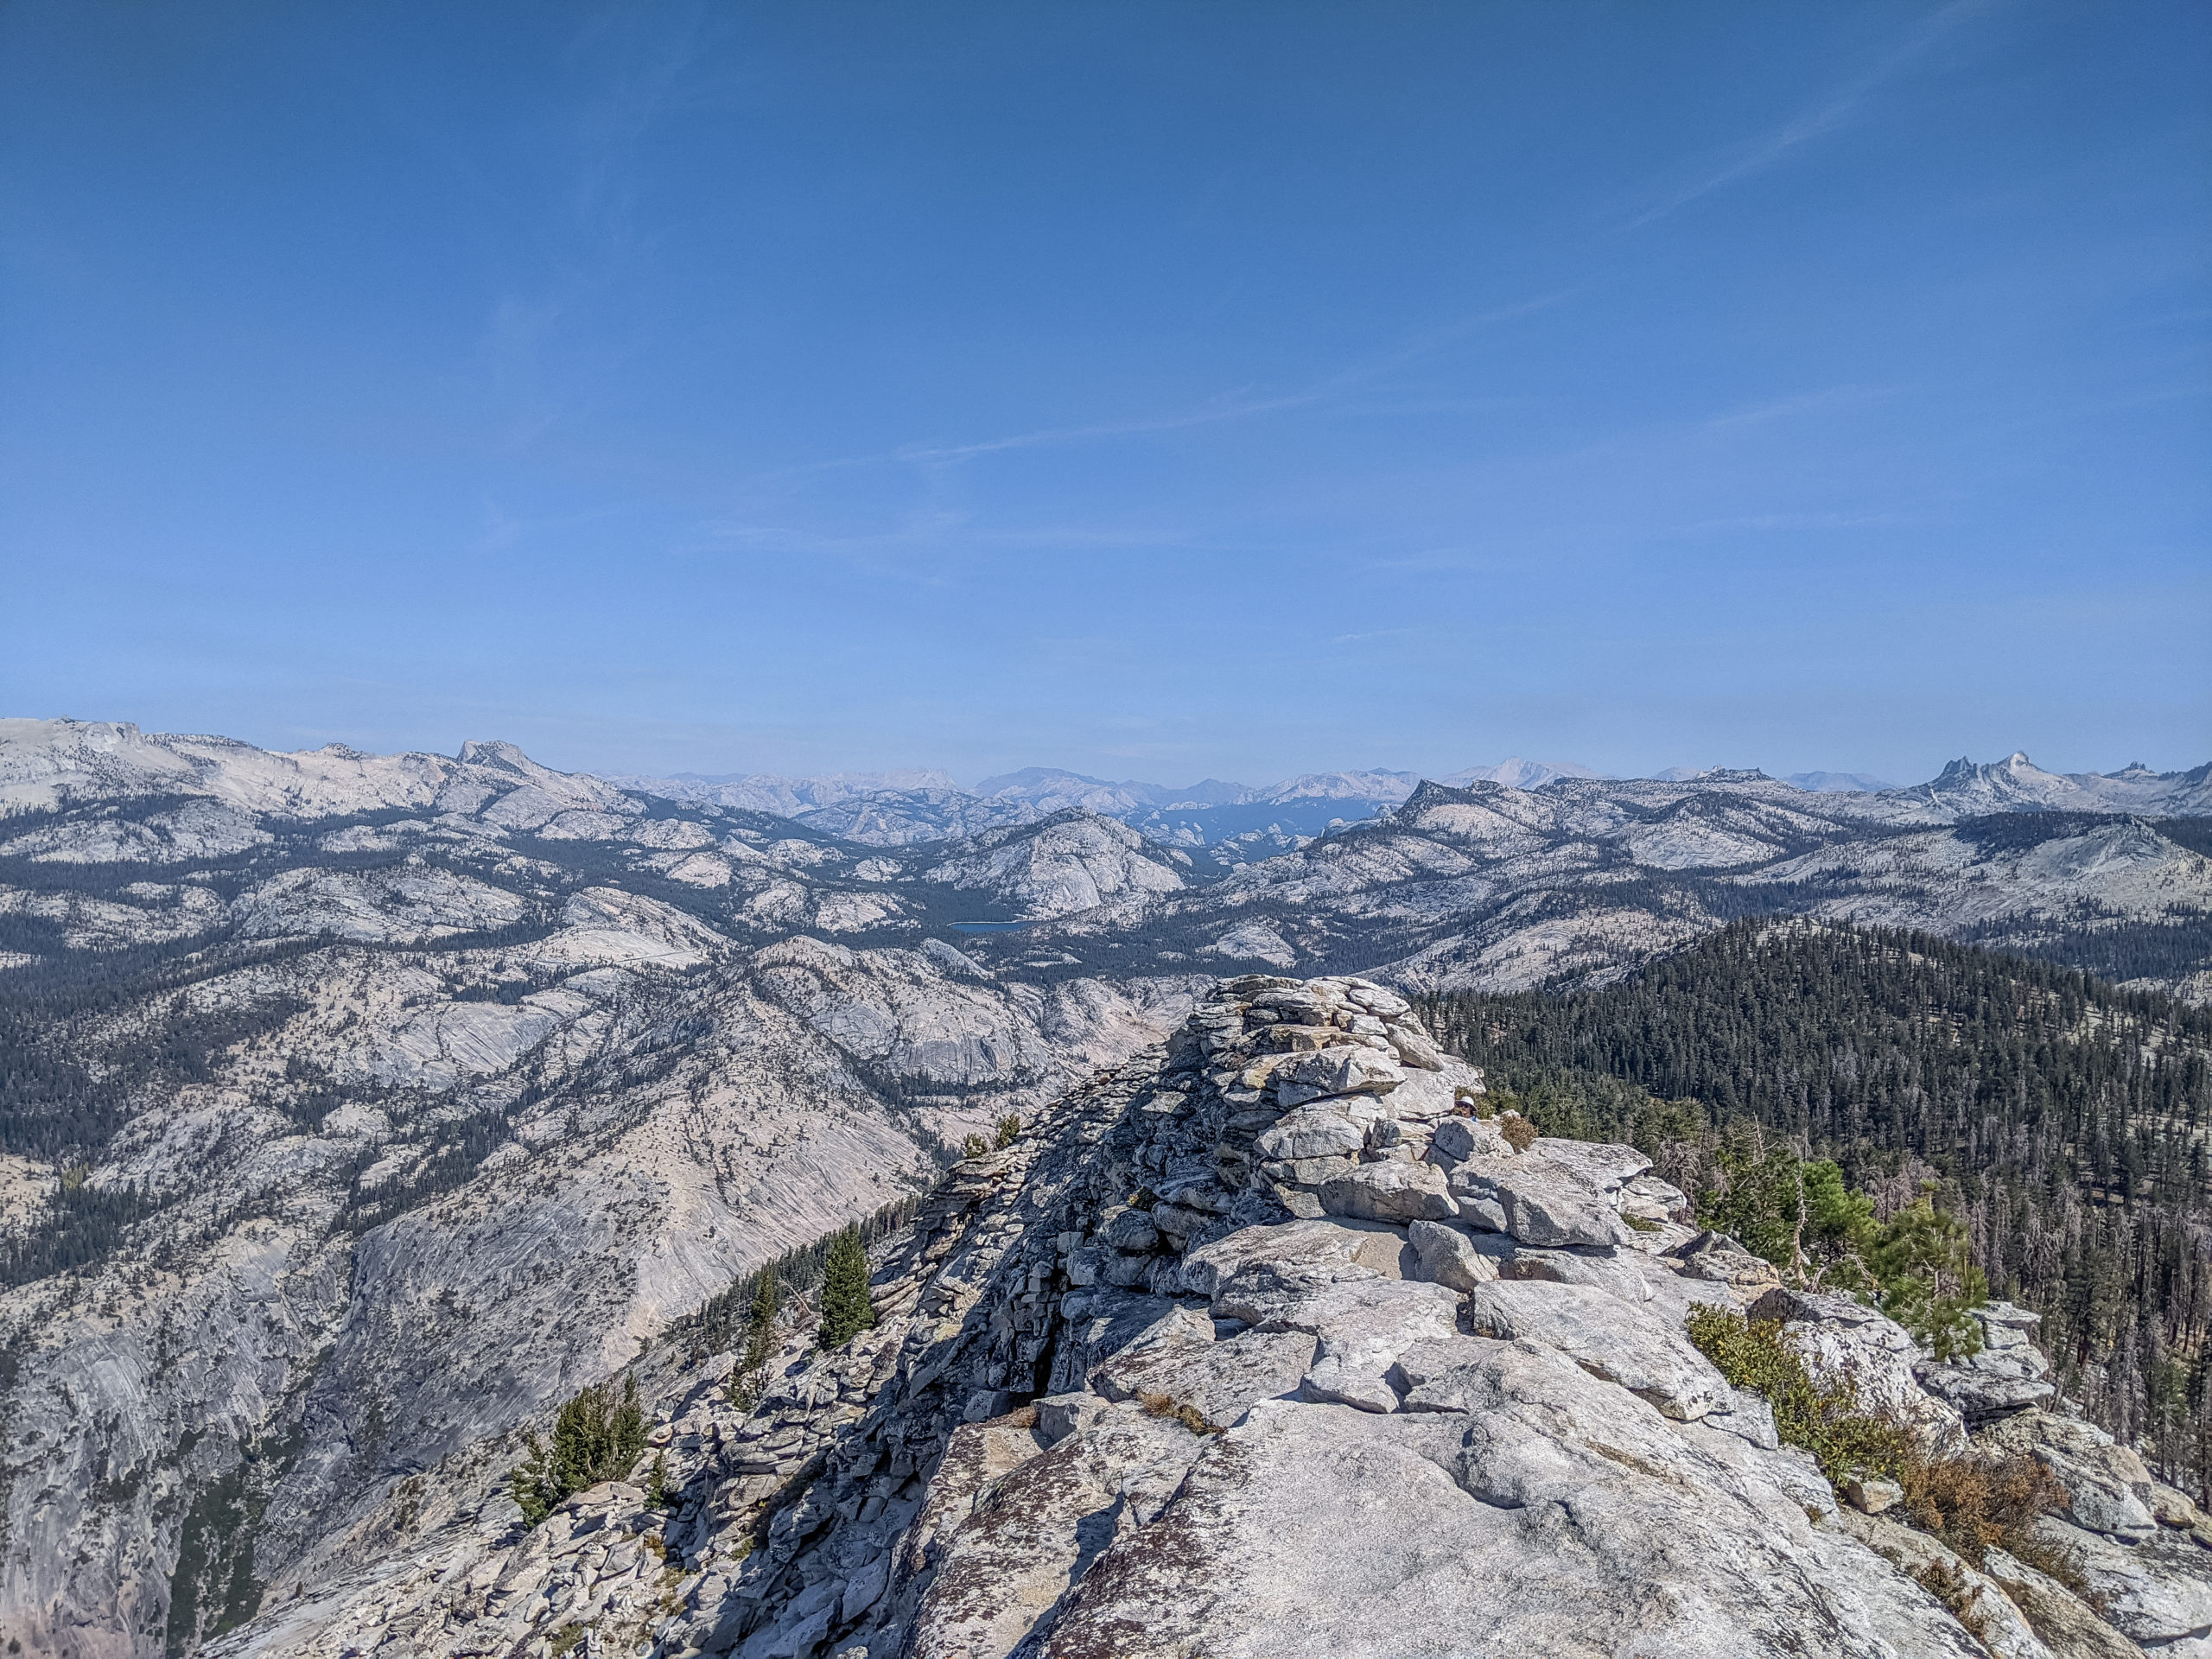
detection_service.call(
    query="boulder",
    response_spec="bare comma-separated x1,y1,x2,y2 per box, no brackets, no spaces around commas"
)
1620,1172,1693,1223
1833,1510,2051,1659
1486,1240,1656,1306
1274,1045,1405,1108
1385,1064,1486,1122
1980,1548,2141,1659
1102,1209,1160,1253
1175,1218,1400,1302
1316,1160,1457,1224
1340,981,1412,1019
1915,1347,2055,1419
1384,1024,1445,1071
1532,1137,1651,1195
1459,1281,1727,1421
1252,1108,1366,1162
2021,1516,2212,1649
906,1408,1206,1659
1046,1291,1191,1395
1977,1409,2157,1541
1446,1151,1633,1249
1096,1326,1319,1432
1705,1384,1780,1450
1227,1278,1460,1413
1747,1287,1965,1448
1405,1219,1499,1292
1916,1300,2056,1418
1669,1230,1782,1291
1427,1115,1510,1164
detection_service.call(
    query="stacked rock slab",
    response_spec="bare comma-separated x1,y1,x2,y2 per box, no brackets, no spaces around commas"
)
211,976,2208,1659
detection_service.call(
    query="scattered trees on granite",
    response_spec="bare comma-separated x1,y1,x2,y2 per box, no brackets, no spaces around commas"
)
1427,918,2212,1491
511,1376,646,1528
681,1194,918,1361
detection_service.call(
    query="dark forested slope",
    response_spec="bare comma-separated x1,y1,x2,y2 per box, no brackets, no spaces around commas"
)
1422,919,2212,1489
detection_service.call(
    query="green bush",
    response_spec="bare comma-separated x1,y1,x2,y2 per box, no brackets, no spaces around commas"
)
1685,1306,1909,1487
1802,1160,1879,1294
816,1224,877,1350
510,1375,647,1527
1695,1128,1806,1270
995,1114,1022,1148
961,1133,990,1159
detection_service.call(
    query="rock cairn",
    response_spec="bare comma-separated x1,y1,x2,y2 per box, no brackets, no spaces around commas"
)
212,976,2212,1659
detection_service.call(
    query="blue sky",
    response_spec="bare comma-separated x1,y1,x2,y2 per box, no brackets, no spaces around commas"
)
3,1,2205,787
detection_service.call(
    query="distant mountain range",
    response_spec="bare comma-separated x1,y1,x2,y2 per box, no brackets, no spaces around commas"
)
605,748,2208,860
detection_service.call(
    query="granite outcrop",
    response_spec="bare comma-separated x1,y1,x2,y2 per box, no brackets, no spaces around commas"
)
210,977,2211,1659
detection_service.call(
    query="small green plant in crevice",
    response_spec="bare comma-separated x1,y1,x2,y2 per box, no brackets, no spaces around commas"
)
644,1452,672,1509
510,1375,647,1528
815,1224,877,1351
994,1114,1022,1149
961,1132,990,1159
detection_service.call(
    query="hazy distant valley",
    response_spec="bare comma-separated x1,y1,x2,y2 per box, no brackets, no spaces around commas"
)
3,715,2209,1657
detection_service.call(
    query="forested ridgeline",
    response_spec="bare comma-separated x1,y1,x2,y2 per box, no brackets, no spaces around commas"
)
1420,918,2212,1492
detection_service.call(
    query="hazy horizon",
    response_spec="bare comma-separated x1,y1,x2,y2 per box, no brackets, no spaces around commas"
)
4,3,2205,784
18,709,2212,798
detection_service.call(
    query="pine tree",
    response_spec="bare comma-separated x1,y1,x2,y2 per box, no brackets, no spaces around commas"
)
746,1267,781,1370
816,1224,876,1350
730,1268,781,1408
1872,1196,1989,1361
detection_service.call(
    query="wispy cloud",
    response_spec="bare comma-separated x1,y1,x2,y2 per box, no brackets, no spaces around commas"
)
1696,383,1897,431
1663,511,1927,538
1624,0,1995,230
894,287,1586,468
895,389,1325,465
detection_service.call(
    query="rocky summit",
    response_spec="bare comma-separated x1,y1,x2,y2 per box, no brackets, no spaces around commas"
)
205,978,2207,1659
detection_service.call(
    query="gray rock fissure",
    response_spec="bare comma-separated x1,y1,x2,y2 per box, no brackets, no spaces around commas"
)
205,977,2191,1659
